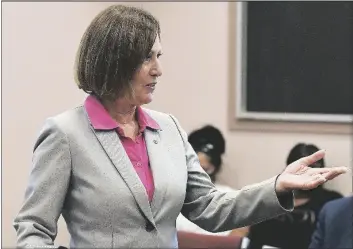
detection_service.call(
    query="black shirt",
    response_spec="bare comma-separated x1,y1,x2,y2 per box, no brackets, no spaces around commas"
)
248,188,343,249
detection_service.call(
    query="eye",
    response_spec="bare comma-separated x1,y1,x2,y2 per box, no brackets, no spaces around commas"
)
145,53,153,61
145,52,163,61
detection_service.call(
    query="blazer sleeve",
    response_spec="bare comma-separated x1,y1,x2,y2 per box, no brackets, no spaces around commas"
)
13,118,71,248
309,203,327,249
169,114,294,233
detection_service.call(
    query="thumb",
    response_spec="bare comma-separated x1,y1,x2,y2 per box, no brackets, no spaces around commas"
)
300,150,325,166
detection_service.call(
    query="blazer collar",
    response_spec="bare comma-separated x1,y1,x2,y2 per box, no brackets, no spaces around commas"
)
84,94,160,131
83,98,171,225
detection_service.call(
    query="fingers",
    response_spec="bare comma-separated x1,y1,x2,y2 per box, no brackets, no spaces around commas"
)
300,150,325,166
309,166,348,175
309,168,330,175
304,174,327,190
331,166,349,174
309,166,348,180
322,167,349,180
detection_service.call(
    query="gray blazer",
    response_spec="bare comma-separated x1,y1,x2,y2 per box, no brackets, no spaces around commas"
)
14,106,293,248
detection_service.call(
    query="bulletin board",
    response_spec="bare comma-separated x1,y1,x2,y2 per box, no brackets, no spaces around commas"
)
229,2,353,134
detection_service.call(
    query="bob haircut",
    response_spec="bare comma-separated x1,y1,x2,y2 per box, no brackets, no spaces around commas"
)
74,5,161,101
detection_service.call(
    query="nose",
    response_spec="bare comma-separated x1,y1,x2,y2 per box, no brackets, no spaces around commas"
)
151,59,163,78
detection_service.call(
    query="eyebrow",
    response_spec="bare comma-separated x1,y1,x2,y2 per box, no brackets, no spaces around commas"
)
150,49,163,54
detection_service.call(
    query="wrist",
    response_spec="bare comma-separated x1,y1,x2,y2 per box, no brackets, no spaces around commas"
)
275,174,291,194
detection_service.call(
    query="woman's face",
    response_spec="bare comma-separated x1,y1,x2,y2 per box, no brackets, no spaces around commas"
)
130,36,163,106
197,152,216,176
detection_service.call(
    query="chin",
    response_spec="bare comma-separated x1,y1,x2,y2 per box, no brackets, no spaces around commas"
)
138,95,153,105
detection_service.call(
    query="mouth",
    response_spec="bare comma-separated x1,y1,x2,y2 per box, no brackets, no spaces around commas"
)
145,82,157,90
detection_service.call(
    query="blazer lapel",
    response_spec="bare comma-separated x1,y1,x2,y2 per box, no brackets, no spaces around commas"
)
94,130,155,225
144,128,172,216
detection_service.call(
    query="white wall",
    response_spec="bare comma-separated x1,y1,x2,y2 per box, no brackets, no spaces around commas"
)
3,2,351,247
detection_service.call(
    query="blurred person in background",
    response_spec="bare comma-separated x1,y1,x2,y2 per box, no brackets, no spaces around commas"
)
247,143,343,249
309,195,352,248
177,125,247,249
176,125,234,235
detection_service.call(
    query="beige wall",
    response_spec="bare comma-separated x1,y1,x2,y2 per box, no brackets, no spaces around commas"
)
3,2,351,247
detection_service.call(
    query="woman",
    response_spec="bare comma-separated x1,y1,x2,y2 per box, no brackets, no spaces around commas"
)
13,5,347,249
176,125,244,248
176,125,234,235
247,143,344,249
186,125,230,186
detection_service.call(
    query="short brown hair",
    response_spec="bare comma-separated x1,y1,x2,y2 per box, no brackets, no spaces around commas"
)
74,5,161,101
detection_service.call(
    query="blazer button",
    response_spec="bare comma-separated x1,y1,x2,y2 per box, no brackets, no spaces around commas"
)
145,221,155,232
153,139,158,144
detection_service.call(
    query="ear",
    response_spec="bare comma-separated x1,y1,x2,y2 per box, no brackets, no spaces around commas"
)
206,167,216,175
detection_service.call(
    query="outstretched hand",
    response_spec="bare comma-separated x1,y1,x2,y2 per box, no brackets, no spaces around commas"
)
275,150,349,193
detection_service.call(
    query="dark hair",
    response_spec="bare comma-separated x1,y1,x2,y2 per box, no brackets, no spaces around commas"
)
188,125,226,179
286,143,325,168
74,5,161,101
287,143,325,197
